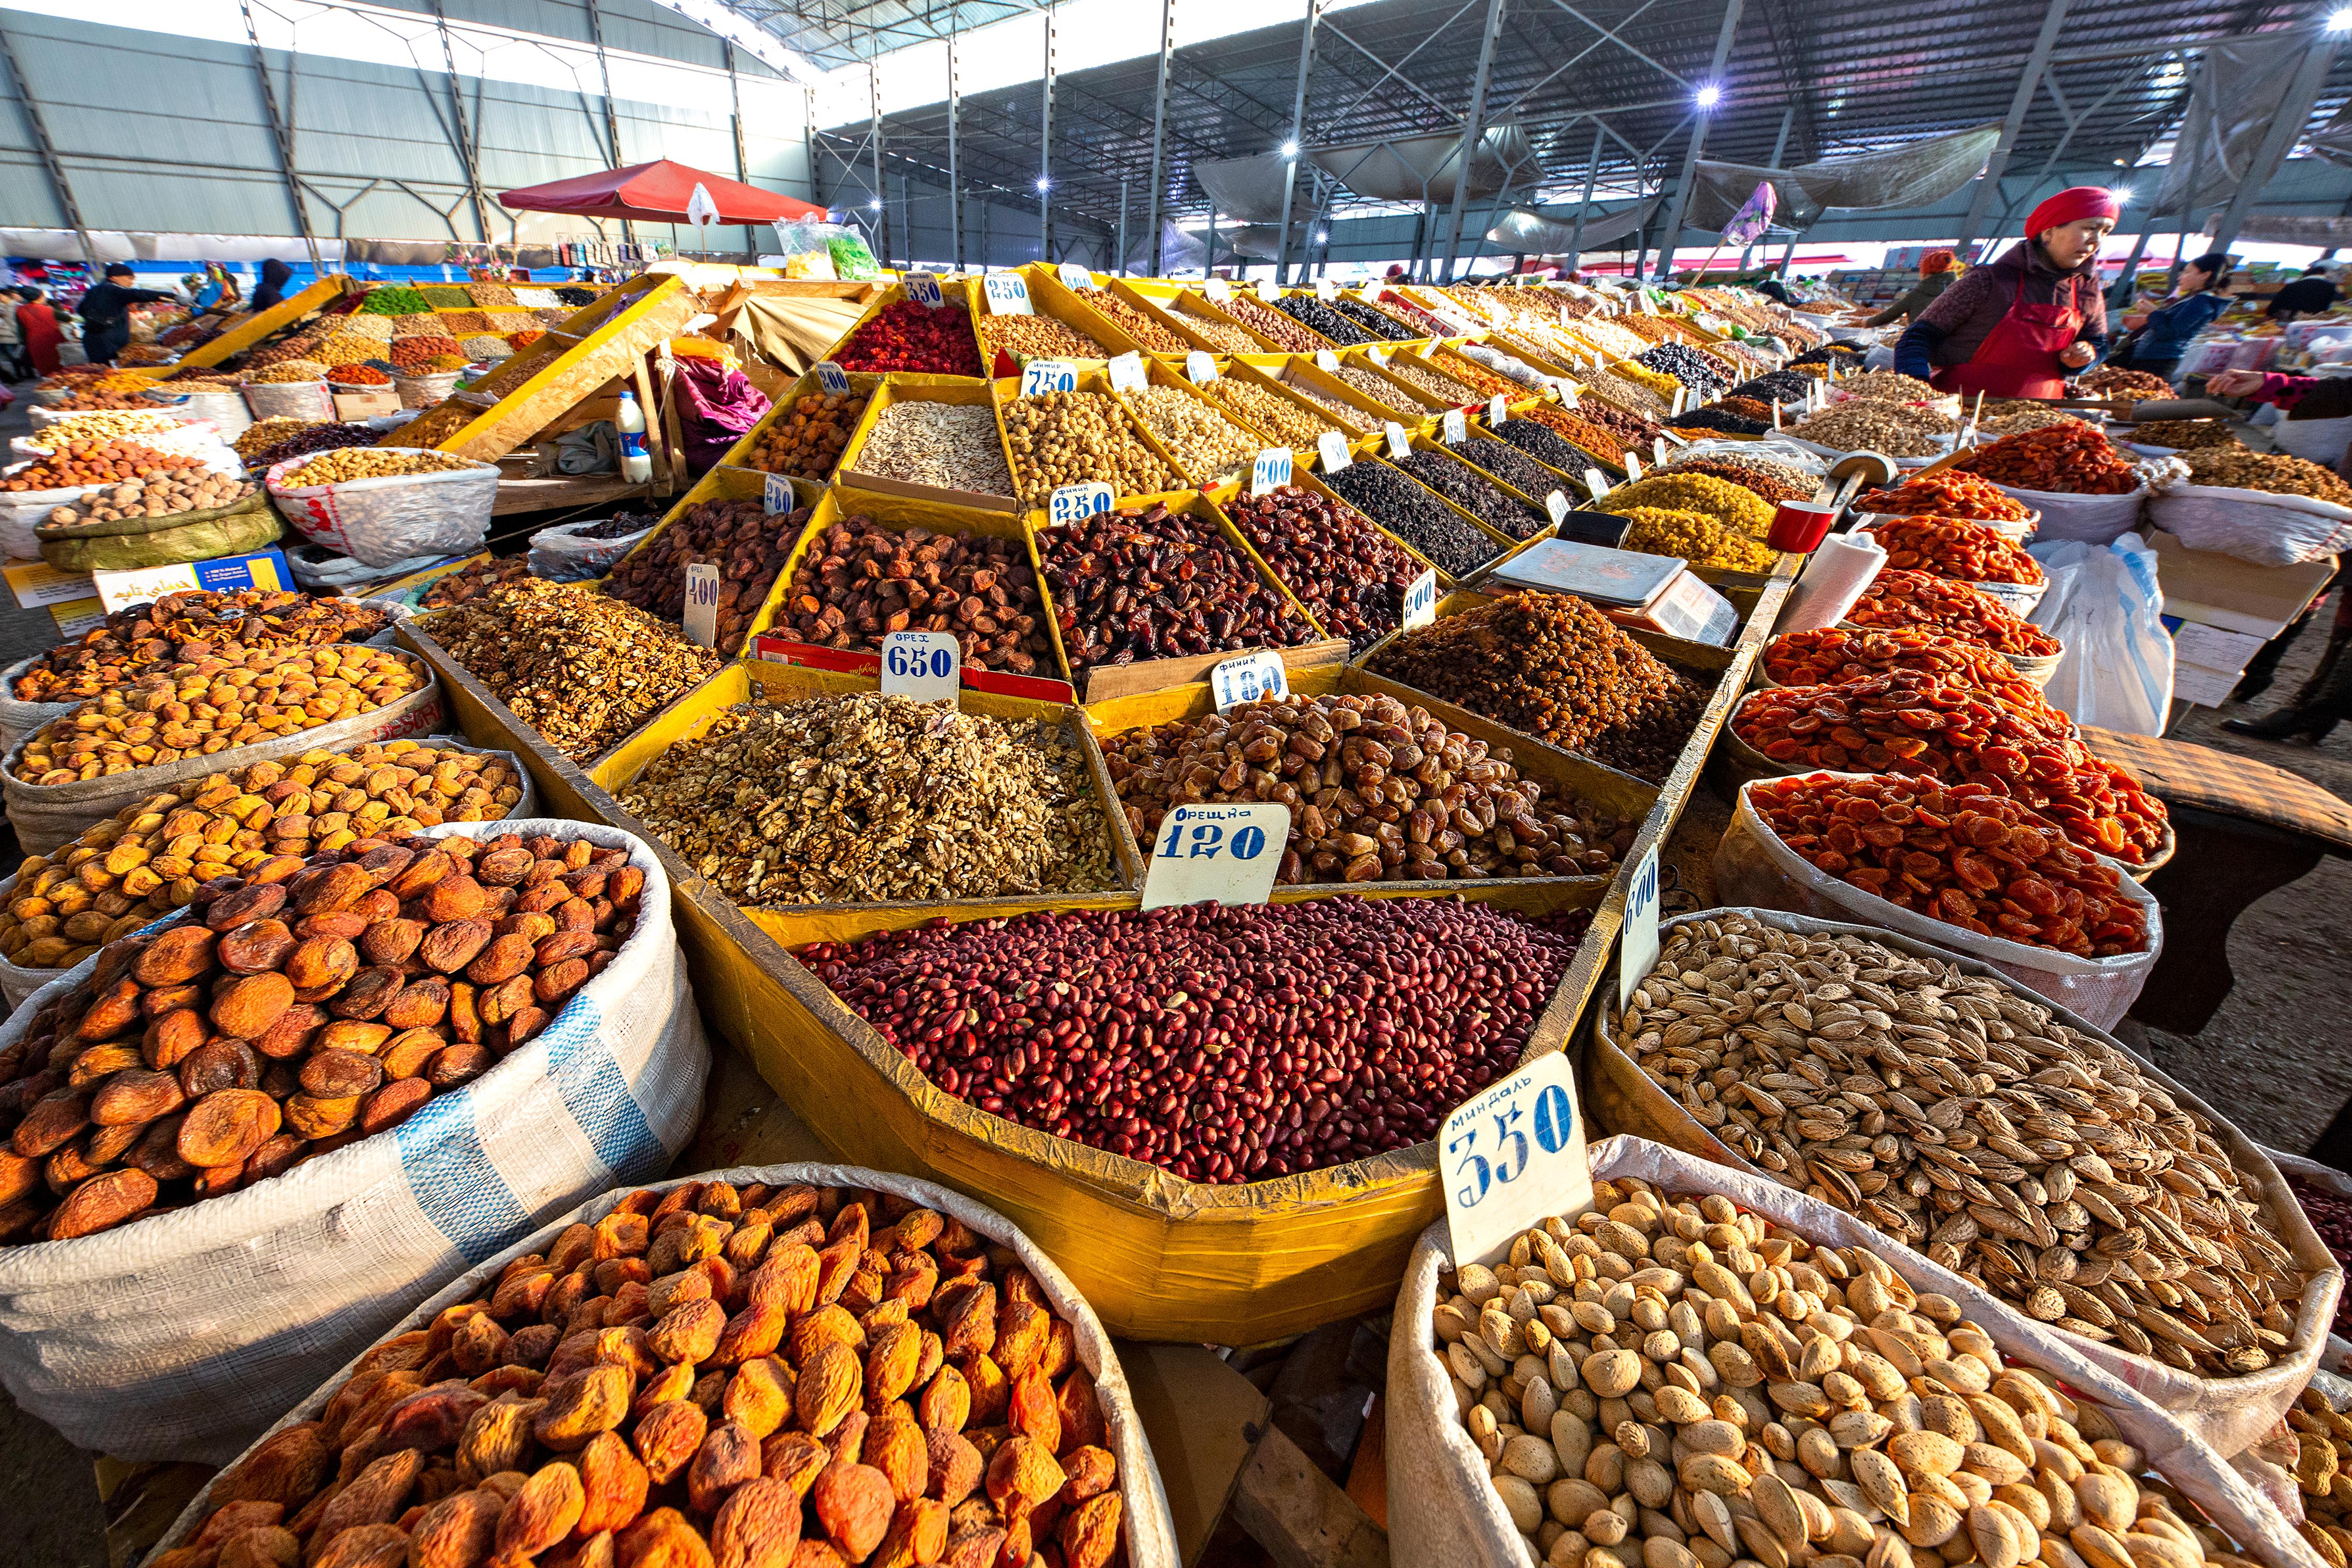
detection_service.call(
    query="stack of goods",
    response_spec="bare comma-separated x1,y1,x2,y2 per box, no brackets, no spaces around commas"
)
1379,357,1478,405
1669,405,1771,436
974,313,1107,362
1854,469,2035,521
2126,418,2239,449
1525,401,1652,459
1118,386,1260,485
1218,484,1423,651
744,391,869,481
1321,458,1501,577
602,499,801,658
3,439,212,492
420,555,532,609
1389,449,1546,539
774,514,1051,675
1658,451,1813,505
1635,343,1728,397
1848,568,2063,657
2078,364,2176,397
325,364,392,385
357,287,430,317
249,361,329,385
278,449,478,484
1051,287,1174,353
459,336,511,362
1198,376,1348,447
1605,472,1772,539
37,383,166,412
833,300,984,375
420,580,720,762
2180,446,2352,507
11,647,426,785
1955,421,2140,493
848,401,1014,497
0,740,525,971
1425,351,1516,401
1173,300,1264,353
1727,368,1811,404
1368,591,1706,779
1581,368,1671,421
808,894,1581,1181
12,590,389,704
1866,514,2044,584
1000,391,1177,508
1107,691,1633,883
1972,400,2090,438
1270,295,1374,347
1830,369,1938,401
1620,507,1777,572
1367,288,1453,336
1327,297,1416,342
23,410,181,446
389,336,465,372
1219,293,1326,354
1605,360,1681,405
1270,373,1373,433
1791,398,1951,456
1036,502,1318,671
1763,626,2045,709
44,472,256,528
1449,341,1551,387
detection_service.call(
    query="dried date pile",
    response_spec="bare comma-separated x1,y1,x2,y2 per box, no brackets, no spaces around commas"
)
0,829,646,1243
162,1177,1131,1568
1217,484,1421,651
1037,502,1318,673
1105,691,1632,884
602,498,808,657
1369,592,1705,780
618,692,1115,906
777,515,1052,675
12,590,388,704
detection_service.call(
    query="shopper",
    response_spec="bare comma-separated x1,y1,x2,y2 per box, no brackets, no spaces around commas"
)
76,263,177,365
1892,186,2117,398
1864,250,1960,328
2106,251,2232,383
250,258,294,311
2266,263,2341,321
16,287,63,377
0,298,23,382
2221,598,2352,744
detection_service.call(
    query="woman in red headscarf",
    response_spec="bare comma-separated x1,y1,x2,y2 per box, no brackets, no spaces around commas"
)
1892,187,2120,398
1864,249,1961,328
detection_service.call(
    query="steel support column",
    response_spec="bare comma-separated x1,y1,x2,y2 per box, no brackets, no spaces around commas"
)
238,0,326,264
2208,41,2338,255
870,61,887,265
0,22,96,270
426,0,490,244
1275,0,1326,286
584,0,634,244
725,44,755,260
1565,123,1606,269
1040,6,1057,261
948,32,964,269
1739,106,1793,270
1117,178,1130,275
1147,0,1174,275
1438,0,1509,282
1651,0,1743,279
1953,0,2071,260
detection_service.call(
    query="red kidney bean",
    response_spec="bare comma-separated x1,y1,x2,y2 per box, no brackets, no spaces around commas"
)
2290,1177,2352,1338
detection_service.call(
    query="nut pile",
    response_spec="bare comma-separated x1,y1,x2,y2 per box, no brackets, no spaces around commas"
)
1323,459,1504,578
850,401,1014,497
421,555,533,610
420,581,720,763
1369,592,1706,780
231,418,322,464
281,450,483,485
165,1175,1132,1568
1619,913,2299,1376
0,828,647,1242
1849,572,2063,660
1584,370,1672,421
975,314,1107,361
13,648,427,786
1763,629,2040,706
1856,472,2033,522
745,392,868,481
1277,373,1376,433
1329,365,1422,417
1954,425,2138,496
2079,366,2175,398
1200,376,1348,447
1392,449,1548,540
4,439,208,491
1436,1166,2275,1568
777,515,1051,674
14,590,389,705
1106,691,1632,883
45,472,255,527
1071,285,1186,351
602,499,805,658
2295,1384,2352,1567
1037,503,1318,671
1621,508,1778,573
0,742,526,971
1220,484,1422,651
1173,302,1263,353
999,391,1178,508
249,423,378,472
1368,289,1453,336
808,895,1580,1183
833,299,985,376
2179,447,2352,508
2126,420,2238,451
620,692,1114,905
1119,386,1261,485
1379,357,1478,405
1866,517,2045,585
26,410,182,444
1220,295,1326,353
1791,401,1951,457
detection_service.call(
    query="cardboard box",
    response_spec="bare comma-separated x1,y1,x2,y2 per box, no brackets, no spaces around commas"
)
332,389,401,419
2147,528,2335,640
4,558,96,610
2167,619,2271,707
89,548,297,613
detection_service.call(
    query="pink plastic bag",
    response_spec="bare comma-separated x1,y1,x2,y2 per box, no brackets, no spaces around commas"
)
673,355,770,477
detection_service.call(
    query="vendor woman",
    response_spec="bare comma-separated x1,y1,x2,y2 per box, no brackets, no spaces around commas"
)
1892,187,2119,397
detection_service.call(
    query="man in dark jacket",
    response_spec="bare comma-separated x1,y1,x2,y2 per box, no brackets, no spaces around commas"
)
76,264,178,365
2266,264,2341,320
250,258,294,312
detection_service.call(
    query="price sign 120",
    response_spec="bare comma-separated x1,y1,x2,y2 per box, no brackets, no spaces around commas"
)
880,629,959,704
1441,1053,1593,1268
1140,802,1288,909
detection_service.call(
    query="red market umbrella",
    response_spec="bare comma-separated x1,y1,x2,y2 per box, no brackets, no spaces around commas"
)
497,160,826,225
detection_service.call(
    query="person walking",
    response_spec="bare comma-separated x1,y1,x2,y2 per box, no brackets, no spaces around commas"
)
1893,187,2118,397
16,287,64,377
1865,250,1960,328
2266,263,2341,321
0,298,23,382
76,264,177,366
249,258,294,312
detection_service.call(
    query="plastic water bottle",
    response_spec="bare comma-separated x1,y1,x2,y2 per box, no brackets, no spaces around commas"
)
616,389,653,484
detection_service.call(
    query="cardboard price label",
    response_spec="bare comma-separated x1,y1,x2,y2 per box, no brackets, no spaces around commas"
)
1209,649,1288,712
1185,351,1218,385
1487,394,1508,425
1402,569,1437,629
1020,359,1078,396
1558,381,1581,409
1202,278,1231,302
1546,490,1570,526
1653,437,1670,467
903,272,944,306
1623,449,1644,481
1618,841,1661,1010
1671,386,1688,417
1048,482,1114,525
1442,409,1467,444
763,472,794,515
1057,262,1093,292
983,272,1033,314
1316,431,1351,471
684,563,721,648
1255,278,1281,304
1583,467,1611,500
1106,352,1148,393
1314,278,1339,302
1367,347,1390,367
1384,422,1411,459
880,629,960,704
1314,350,1340,372
1140,802,1288,909
1442,1052,1593,1269
1249,447,1292,497
814,361,851,396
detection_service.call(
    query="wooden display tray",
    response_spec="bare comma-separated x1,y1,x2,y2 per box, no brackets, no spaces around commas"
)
161,277,359,371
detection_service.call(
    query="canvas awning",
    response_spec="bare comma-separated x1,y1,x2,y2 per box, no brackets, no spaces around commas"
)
498,160,825,225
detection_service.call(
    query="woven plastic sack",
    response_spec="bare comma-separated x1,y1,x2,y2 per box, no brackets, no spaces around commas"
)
0,732,536,1008
241,380,333,421
37,493,282,573
146,1163,1179,1559
1989,479,2147,544
141,385,253,438
1711,769,2161,1027
0,817,707,1463
1387,1130,2336,1568
2263,1148,2352,1373
266,449,497,568
526,516,652,582
0,465,99,560
1,649,445,855
2272,413,2352,465
2146,482,2352,567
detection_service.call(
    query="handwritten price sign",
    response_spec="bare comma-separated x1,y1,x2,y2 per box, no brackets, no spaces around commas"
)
983,272,1033,314
1140,802,1288,909
1209,649,1288,712
880,630,959,704
1048,482,1113,525
1441,1053,1592,1267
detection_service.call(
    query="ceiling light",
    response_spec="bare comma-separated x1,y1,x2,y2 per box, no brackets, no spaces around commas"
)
2112,185,2136,205
1695,85,1721,108
1036,176,1052,192
1315,229,1329,242
1282,140,1300,158
2331,7,2352,30
868,198,882,210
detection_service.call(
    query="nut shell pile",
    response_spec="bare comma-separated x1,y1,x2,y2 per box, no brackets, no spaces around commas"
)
13,590,389,705
0,828,648,1243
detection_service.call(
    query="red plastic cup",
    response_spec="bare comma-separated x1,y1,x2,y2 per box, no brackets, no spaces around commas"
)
1769,501,1838,553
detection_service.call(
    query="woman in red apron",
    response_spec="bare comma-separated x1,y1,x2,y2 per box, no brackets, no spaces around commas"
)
1891,187,2120,398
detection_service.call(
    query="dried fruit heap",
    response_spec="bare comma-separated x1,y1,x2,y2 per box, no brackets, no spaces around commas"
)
745,392,868,482
1762,627,2040,704
1854,471,2034,521
0,829,646,1243
1037,502,1317,673
13,590,388,704
778,515,1052,674
162,1178,1129,1568
1847,570,2063,659
1747,772,2150,955
1866,515,2045,585
602,499,805,659
1954,423,2139,495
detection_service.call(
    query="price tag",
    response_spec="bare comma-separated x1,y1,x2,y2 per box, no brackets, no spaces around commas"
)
1048,482,1114,524
1618,841,1661,1010
1487,394,1508,425
1671,386,1688,417
1660,429,1690,447
1106,352,1147,392
1772,400,1783,430
814,360,851,396
1558,382,1580,409
684,562,720,648
1185,351,1218,385
1057,262,1093,292
1623,448,1644,481
1314,278,1339,302
1256,278,1281,304
1317,431,1351,471
1203,278,1231,302
1250,447,1292,496
1583,467,1611,499
1442,409,1467,444
1367,347,1390,367
1384,422,1411,459
1546,489,1570,526
880,629,960,704
1402,568,1437,629
762,472,794,515
1020,359,1077,396
903,272,944,306
1209,649,1288,712
1653,437,1669,467
1637,290,1658,316
1139,802,1289,910
1314,350,1340,372
1441,1052,1592,1269
983,271,1033,314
